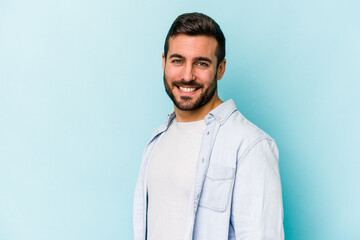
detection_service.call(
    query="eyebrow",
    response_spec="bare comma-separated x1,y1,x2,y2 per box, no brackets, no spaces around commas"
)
195,57,212,64
169,54,212,64
169,54,184,59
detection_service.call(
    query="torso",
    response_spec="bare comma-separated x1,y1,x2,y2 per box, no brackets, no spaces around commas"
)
146,118,206,240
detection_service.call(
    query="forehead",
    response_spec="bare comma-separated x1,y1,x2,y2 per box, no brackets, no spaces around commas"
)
167,34,217,58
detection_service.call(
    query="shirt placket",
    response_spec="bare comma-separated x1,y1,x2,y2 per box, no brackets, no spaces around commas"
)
192,117,221,217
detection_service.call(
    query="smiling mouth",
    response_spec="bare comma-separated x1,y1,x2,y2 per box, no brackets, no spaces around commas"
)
179,86,196,93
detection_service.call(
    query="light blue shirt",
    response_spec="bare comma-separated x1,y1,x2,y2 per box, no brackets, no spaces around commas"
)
133,99,284,240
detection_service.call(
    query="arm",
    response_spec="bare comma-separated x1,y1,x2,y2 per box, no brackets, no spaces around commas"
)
229,138,284,240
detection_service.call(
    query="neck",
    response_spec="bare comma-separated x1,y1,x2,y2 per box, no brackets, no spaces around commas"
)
175,94,222,122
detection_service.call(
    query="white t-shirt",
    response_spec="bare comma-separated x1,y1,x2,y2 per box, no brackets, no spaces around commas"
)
146,118,206,240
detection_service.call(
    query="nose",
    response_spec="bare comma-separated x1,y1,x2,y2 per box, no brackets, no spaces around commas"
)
181,63,195,82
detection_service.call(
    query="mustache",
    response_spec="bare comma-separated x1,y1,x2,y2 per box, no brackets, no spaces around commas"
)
172,80,202,88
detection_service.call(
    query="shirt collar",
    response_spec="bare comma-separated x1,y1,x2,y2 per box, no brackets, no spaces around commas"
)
205,99,237,125
150,113,175,141
165,99,237,127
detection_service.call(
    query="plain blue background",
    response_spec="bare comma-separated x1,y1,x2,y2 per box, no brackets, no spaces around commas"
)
1,0,359,239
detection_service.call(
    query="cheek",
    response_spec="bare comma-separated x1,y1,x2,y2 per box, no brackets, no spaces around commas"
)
194,70,215,85
165,66,181,80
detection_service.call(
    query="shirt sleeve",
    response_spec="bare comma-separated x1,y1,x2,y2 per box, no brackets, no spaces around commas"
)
229,138,284,240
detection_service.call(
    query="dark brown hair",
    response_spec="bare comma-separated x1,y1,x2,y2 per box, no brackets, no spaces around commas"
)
164,12,226,66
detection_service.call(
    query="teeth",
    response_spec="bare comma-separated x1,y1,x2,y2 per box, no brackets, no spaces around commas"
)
179,87,196,93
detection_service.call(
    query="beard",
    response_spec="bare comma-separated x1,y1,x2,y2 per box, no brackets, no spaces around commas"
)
163,73,218,111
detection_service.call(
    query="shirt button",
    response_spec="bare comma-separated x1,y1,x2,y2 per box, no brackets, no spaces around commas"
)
207,131,209,135
219,118,223,123
202,158,204,163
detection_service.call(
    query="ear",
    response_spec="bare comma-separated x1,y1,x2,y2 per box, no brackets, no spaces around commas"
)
216,58,226,80
162,53,166,72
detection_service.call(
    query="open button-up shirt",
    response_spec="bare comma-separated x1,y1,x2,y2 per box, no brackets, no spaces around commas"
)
133,99,284,240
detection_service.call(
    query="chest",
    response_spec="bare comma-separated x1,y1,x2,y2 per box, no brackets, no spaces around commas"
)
147,121,206,195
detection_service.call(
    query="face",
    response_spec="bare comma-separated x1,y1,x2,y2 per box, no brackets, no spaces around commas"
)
163,34,225,111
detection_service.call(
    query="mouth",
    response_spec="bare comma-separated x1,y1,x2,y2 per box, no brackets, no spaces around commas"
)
176,85,200,95
179,86,196,92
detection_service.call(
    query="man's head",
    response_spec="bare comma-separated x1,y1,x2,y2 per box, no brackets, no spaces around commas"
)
162,13,226,116
164,13,225,67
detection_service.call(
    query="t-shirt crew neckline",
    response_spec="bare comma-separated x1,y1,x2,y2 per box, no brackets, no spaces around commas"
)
174,118,206,126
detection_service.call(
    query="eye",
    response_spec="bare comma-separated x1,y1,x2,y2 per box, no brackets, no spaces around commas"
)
196,61,209,67
171,59,182,64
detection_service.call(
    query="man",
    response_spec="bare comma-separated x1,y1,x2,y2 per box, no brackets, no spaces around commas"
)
134,13,284,240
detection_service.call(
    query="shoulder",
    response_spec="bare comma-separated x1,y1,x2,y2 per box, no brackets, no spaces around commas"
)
221,110,274,142
146,112,176,144
217,110,278,163
210,99,273,143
